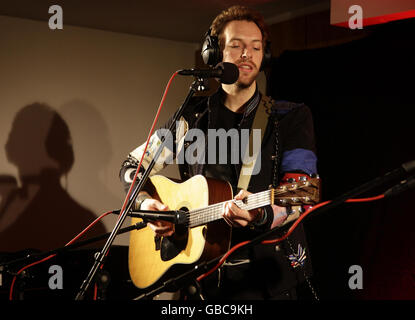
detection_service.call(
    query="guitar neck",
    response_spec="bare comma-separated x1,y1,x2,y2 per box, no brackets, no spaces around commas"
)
187,190,272,228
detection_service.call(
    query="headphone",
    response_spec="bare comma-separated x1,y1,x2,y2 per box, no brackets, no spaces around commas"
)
201,28,272,71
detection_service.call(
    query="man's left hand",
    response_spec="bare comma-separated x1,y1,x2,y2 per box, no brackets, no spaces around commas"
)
222,190,262,227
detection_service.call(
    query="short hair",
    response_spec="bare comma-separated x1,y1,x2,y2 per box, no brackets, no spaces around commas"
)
210,5,270,49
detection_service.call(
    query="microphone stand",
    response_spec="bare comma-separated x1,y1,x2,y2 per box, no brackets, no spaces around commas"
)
74,77,209,300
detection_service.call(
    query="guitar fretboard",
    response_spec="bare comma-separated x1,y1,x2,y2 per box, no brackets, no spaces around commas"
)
186,190,272,228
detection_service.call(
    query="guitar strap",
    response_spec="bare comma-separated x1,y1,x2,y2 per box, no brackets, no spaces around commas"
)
237,94,274,191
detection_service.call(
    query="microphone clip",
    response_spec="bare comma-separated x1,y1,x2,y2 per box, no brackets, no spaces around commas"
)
192,77,209,92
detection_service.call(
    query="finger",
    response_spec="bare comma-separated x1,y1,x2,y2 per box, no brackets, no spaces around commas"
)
147,221,166,230
147,221,175,236
223,201,238,221
234,189,251,200
141,199,165,211
223,203,250,228
147,221,158,232
225,215,248,228
233,219,248,227
228,201,250,220
149,199,169,211
147,220,173,229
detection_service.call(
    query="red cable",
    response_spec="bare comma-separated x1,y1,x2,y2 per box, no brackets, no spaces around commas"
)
346,194,385,202
115,71,179,225
9,210,113,300
92,71,179,300
197,194,385,282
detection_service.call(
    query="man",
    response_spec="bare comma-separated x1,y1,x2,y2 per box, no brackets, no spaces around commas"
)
120,5,318,300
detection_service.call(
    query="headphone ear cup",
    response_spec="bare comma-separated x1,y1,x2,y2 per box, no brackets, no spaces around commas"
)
201,30,222,66
260,40,272,71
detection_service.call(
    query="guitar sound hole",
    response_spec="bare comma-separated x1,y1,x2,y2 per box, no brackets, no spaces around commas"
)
160,207,189,261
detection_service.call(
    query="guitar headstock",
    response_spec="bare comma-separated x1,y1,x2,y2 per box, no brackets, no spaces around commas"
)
272,177,321,206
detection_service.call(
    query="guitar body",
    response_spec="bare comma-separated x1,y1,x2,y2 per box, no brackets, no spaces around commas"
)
128,175,232,289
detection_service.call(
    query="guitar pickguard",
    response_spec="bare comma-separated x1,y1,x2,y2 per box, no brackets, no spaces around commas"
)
160,225,189,261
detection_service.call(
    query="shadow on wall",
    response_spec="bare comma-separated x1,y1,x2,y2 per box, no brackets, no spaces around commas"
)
58,100,122,216
0,103,106,253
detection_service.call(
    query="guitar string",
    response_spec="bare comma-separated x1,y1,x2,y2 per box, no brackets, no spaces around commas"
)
187,199,271,227
187,201,271,227
186,188,299,225
186,183,318,227
187,197,271,225
186,185,296,221
186,182,316,221
187,197,271,223
187,192,272,227
186,191,271,219
186,186,314,224
187,191,271,219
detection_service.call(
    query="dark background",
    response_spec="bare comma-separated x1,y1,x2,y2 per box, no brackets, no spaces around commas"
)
267,17,415,299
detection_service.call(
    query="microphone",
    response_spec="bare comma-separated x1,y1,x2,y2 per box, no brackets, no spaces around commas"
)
178,62,239,84
112,209,188,225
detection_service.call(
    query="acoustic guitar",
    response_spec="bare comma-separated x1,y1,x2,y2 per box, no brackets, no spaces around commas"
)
128,174,320,289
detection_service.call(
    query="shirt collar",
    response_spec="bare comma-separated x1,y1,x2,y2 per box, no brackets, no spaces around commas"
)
208,84,261,118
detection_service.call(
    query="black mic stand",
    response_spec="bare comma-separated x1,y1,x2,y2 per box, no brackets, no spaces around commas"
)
74,76,210,300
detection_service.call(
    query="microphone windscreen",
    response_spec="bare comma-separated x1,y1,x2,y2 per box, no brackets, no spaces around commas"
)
216,62,239,84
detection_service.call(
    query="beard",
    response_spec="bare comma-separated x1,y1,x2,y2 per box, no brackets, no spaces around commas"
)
234,59,260,89
236,78,255,89
235,70,259,89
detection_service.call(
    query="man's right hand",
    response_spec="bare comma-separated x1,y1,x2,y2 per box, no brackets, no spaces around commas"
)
141,198,175,237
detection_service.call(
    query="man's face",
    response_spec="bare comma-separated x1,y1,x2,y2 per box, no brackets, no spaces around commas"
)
221,20,263,89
